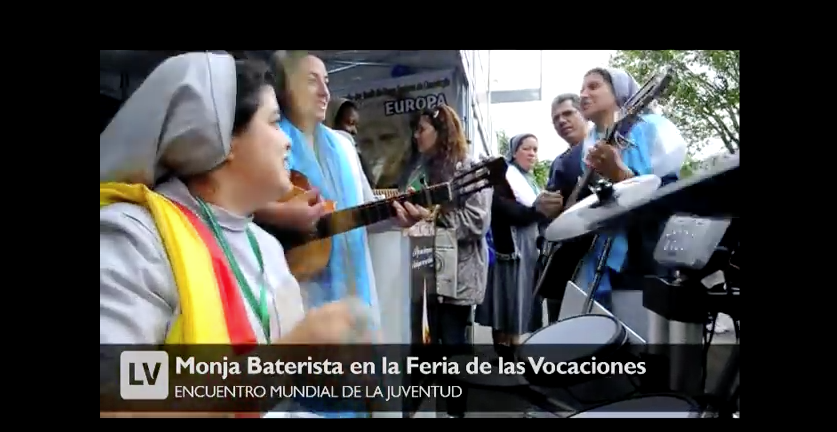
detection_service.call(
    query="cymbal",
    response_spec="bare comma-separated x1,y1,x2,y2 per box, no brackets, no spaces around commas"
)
544,175,662,242
586,157,740,233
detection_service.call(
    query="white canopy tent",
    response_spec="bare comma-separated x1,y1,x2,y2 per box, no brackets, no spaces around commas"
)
99,50,491,155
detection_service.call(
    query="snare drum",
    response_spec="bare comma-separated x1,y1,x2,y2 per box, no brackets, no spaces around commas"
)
569,394,700,418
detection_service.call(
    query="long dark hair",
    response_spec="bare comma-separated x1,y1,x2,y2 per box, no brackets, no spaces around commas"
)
412,105,468,184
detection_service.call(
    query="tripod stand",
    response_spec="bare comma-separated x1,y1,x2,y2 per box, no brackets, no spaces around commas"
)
580,236,614,314
574,179,619,315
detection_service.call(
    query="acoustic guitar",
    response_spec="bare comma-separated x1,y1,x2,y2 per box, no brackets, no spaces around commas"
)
276,157,508,281
536,68,675,300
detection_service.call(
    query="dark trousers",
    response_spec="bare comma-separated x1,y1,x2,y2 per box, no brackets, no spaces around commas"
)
429,301,472,417
429,302,472,345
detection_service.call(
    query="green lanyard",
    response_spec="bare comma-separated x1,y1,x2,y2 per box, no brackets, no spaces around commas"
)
406,166,425,191
195,198,270,342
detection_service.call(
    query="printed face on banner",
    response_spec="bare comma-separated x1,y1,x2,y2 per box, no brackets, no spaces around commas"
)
338,71,454,188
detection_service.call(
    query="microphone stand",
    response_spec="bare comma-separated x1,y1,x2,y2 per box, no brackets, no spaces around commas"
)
580,179,618,314
582,236,615,314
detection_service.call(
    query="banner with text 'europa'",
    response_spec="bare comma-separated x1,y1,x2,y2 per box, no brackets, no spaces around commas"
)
333,70,456,189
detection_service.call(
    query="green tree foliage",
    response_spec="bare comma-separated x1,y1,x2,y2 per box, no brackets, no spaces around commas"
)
679,154,702,178
609,50,740,177
497,130,551,188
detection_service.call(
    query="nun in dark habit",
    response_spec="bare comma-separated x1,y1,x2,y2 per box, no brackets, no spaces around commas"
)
476,133,564,349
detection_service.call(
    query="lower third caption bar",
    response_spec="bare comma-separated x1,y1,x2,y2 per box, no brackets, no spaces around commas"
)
175,384,462,401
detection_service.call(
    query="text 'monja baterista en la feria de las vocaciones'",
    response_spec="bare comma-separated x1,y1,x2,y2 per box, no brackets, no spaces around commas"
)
175,355,648,380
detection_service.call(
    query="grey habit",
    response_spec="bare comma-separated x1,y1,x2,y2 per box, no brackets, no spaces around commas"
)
99,52,305,345
476,135,543,335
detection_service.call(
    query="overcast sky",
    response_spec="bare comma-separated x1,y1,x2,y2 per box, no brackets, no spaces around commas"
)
489,50,726,161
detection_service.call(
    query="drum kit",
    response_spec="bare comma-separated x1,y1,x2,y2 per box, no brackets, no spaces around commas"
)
440,67,739,418
444,153,741,418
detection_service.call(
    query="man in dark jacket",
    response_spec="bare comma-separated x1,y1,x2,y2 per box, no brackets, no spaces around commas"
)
547,93,588,195
543,93,589,323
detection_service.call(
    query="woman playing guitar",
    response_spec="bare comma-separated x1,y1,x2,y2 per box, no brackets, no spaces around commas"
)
575,67,687,311
256,51,428,418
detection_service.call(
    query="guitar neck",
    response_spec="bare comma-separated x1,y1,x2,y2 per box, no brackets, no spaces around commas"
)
313,184,451,239
564,125,621,209
565,169,595,210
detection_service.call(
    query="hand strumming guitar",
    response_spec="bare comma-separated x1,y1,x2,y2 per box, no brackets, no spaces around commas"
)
586,141,634,182
255,189,327,232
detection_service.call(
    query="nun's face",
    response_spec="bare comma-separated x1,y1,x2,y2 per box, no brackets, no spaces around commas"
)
230,86,293,198
580,72,617,120
287,55,330,123
514,137,538,171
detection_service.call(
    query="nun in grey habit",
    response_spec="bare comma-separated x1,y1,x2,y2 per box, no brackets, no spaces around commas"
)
476,133,550,346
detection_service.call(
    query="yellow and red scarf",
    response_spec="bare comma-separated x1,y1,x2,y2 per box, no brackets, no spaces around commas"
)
100,182,257,345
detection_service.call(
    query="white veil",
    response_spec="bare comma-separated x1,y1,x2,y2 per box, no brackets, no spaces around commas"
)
99,52,237,186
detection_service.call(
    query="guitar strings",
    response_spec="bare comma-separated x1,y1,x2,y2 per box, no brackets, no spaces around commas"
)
325,161,492,227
